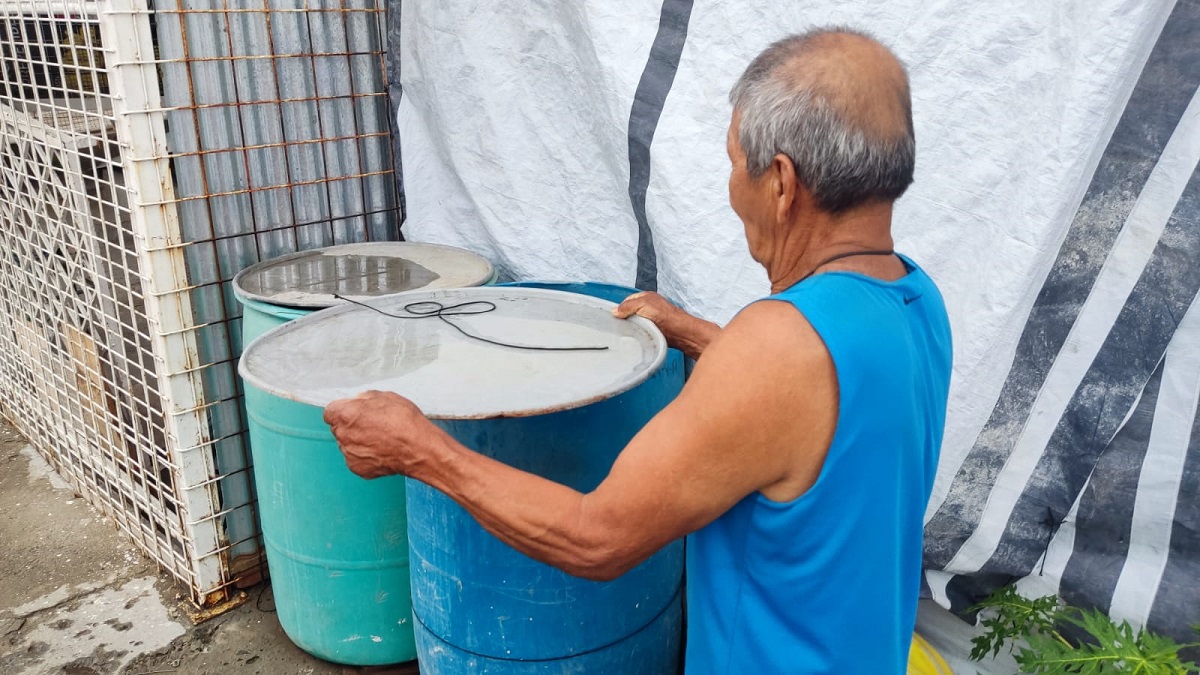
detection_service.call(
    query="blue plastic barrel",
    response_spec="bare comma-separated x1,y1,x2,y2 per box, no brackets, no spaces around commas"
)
499,280,652,304
234,242,493,665
408,281,686,673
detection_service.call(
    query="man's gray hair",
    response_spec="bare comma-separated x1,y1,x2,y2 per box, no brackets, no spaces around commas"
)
729,28,915,213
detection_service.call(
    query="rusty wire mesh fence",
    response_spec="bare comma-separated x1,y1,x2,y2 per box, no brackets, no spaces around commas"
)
0,0,400,606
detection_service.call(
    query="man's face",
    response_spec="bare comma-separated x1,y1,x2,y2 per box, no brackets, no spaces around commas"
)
727,111,769,263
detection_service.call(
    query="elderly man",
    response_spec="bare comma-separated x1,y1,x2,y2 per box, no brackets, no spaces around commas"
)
325,27,952,675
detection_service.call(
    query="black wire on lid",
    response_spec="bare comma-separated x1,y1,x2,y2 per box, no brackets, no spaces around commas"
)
332,294,611,352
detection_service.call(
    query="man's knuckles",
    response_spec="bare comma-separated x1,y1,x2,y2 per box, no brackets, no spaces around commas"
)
322,399,346,424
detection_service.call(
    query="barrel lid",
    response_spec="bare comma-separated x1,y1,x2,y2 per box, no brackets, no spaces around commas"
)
237,287,667,419
232,242,494,309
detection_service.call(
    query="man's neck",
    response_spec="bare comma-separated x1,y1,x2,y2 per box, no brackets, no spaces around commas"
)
766,202,897,293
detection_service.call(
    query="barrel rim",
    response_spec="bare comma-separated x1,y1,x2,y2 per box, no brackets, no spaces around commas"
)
237,294,314,322
232,241,495,309
237,286,669,419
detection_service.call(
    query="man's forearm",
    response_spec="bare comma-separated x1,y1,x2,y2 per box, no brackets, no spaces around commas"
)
410,430,634,580
673,316,722,361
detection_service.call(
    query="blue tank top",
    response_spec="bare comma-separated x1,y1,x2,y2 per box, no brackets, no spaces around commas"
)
684,254,952,674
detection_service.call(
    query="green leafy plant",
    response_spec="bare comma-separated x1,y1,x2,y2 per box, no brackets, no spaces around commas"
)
968,585,1200,674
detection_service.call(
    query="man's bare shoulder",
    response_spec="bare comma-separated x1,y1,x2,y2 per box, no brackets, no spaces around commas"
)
679,298,837,501
700,299,830,374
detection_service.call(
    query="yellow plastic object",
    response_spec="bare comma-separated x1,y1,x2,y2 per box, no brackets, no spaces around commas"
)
908,633,954,675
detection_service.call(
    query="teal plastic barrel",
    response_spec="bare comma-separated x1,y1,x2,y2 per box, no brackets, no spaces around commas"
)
244,379,414,664
234,242,493,665
240,297,309,345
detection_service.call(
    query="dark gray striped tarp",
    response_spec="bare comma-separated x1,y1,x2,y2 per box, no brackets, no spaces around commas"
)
925,0,1200,642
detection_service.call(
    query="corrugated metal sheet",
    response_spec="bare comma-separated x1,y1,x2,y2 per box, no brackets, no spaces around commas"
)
152,0,401,574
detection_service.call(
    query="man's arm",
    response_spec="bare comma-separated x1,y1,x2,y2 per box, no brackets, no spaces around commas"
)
325,300,837,580
613,292,722,361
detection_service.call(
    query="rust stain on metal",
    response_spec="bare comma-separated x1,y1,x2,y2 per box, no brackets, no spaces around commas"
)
140,171,394,207
190,590,249,622
229,552,267,589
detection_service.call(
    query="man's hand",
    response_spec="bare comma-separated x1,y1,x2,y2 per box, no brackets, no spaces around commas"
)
613,292,684,333
324,390,442,479
614,292,721,360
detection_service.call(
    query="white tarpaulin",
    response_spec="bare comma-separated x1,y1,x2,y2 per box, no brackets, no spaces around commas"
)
388,0,1200,653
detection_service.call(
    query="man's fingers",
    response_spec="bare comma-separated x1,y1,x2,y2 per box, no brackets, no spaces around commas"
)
323,398,349,426
324,393,373,428
613,295,639,318
614,292,654,319
341,450,371,478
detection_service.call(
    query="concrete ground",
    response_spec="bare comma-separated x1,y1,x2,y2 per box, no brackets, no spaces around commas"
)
0,419,418,675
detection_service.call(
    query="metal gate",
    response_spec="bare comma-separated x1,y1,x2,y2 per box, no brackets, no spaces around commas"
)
0,0,400,606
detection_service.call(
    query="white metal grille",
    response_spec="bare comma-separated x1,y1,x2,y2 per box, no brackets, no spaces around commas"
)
0,0,399,606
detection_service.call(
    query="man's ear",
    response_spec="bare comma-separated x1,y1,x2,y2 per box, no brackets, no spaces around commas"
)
772,153,798,224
